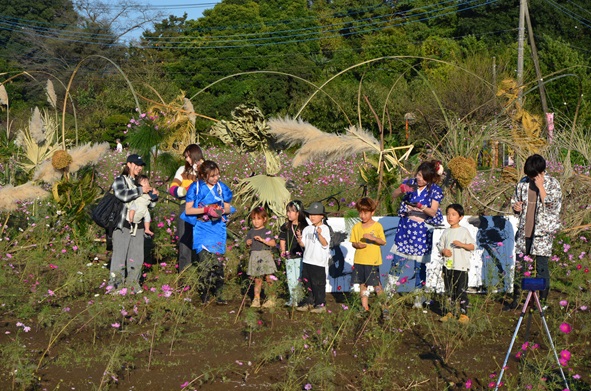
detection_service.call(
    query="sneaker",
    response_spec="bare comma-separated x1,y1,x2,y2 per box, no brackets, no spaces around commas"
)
439,312,454,323
382,309,391,321
310,305,326,314
296,304,311,312
262,298,276,308
216,299,228,305
251,298,261,308
458,314,470,324
413,295,425,309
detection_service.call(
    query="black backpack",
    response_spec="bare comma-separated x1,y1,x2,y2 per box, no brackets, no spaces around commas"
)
91,190,124,232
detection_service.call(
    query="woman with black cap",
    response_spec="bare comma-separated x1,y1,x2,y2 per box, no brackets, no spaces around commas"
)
108,154,159,293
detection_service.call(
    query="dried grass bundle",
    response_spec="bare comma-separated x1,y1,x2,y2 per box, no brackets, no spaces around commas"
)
46,80,57,109
183,98,196,125
0,182,49,211
448,156,477,188
0,84,8,106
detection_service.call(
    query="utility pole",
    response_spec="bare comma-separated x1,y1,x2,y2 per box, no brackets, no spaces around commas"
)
517,0,526,104
525,2,550,130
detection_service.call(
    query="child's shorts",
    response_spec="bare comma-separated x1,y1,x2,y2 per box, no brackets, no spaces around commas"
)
352,264,381,287
247,250,277,277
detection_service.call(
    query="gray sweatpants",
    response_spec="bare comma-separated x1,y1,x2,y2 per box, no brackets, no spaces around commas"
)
109,226,144,288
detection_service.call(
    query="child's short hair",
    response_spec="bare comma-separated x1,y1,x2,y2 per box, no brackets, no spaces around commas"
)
446,203,465,217
355,197,378,212
524,154,546,177
136,174,149,185
198,160,220,180
249,206,268,220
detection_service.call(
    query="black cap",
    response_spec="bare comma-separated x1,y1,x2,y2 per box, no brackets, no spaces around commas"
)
304,202,326,215
126,154,146,166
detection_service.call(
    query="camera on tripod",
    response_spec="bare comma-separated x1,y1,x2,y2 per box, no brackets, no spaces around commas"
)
521,277,546,292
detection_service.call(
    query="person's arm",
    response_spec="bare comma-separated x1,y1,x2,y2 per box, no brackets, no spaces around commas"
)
168,166,187,198
452,240,475,251
511,180,524,214
362,233,386,246
393,182,413,199
316,226,329,248
255,233,276,248
112,176,141,203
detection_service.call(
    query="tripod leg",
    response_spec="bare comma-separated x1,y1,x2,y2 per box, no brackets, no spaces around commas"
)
494,291,533,391
533,292,570,390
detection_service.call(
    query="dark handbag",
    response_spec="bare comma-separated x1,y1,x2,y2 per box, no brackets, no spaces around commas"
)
91,191,124,232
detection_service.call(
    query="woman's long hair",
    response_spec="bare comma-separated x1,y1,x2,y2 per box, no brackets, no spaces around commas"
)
183,144,204,175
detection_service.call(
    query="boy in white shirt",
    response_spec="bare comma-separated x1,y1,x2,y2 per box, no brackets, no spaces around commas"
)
296,202,331,314
437,204,475,324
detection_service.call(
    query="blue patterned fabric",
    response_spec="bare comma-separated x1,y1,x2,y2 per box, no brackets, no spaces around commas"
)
392,178,444,260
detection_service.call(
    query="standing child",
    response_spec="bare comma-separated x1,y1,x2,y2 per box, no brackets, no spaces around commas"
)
279,200,308,307
127,175,157,236
246,207,278,308
437,204,475,324
350,197,387,313
182,160,233,305
116,138,123,153
296,202,331,314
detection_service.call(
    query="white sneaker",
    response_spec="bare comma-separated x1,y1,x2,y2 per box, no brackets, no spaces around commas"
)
413,295,425,309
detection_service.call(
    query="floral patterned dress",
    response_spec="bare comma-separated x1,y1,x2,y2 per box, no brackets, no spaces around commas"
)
391,179,444,262
511,175,562,257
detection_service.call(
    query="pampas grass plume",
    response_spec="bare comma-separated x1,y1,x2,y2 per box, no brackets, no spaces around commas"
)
46,80,57,109
68,142,110,173
29,107,45,144
33,142,110,184
0,84,8,106
0,182,49,211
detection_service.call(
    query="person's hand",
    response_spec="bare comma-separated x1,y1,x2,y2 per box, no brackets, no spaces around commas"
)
513,201,523,213
452,240,463,248
246,239,253,246
399,183,413,193
533,174,545,189
362,233,375,241
254,235,263,242
442,248,452,257
151,188,159,196
356,242,367,249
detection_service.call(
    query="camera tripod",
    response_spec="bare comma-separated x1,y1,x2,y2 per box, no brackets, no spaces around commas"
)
494,287,569,390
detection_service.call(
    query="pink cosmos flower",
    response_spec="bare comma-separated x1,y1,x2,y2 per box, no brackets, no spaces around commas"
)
268,275,278,281
560,349,571,361
180,381,189,388
559,323,572,334
465,379,472,389
111,322,120,328
559,300,568,307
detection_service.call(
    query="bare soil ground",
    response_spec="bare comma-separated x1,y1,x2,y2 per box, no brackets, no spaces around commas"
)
2,289,588,391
